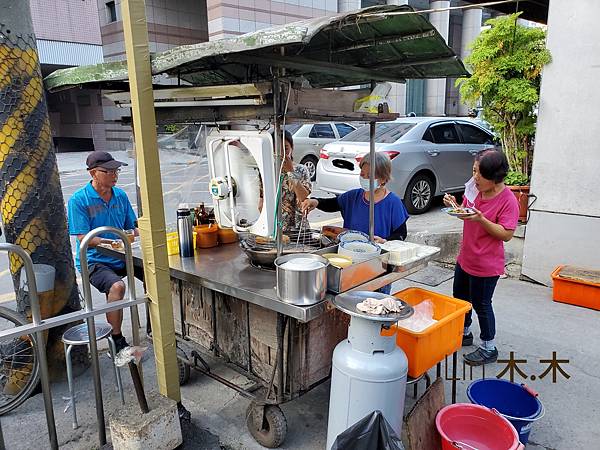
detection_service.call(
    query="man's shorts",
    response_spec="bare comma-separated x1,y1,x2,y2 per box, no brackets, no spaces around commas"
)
89,264,127,294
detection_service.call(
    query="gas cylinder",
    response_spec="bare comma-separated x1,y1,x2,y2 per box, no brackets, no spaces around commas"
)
326,291,411,449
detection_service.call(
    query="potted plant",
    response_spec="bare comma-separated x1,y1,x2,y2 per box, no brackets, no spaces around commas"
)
504,171,529,222
457,13,551,223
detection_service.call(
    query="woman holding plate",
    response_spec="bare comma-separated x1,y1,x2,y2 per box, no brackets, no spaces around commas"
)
443,150,519,366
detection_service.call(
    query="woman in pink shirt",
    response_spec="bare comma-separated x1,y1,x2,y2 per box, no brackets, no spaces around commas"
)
444,150,519,366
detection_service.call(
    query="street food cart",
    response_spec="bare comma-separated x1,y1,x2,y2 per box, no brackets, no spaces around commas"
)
46,5,469,447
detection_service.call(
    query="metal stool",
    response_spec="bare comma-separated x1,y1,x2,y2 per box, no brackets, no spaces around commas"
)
62,323,124,429
406,371,431,399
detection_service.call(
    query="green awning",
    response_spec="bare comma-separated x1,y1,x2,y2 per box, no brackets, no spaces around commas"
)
45,5,469,92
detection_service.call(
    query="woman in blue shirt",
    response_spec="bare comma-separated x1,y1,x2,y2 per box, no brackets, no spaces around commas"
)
300,152,409,242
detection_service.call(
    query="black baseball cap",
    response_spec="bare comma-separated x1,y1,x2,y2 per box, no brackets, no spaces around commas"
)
86,151,128,170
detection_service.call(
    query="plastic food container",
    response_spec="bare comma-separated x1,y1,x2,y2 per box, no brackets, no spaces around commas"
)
166,232,179,256
217,226,238,244
338,239,381,263
321,253,353,269
381,287,472,378
551,265,600,310
167,231,197,255
196,224,218,248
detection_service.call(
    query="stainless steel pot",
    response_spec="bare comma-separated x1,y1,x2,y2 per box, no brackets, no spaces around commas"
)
275,253,329,306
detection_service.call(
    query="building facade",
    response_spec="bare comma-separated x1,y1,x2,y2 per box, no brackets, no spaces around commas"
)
96,0,209,150
31,0,105,152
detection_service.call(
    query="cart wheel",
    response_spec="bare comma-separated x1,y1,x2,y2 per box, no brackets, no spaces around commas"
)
246,403,287,448
176,349,191,386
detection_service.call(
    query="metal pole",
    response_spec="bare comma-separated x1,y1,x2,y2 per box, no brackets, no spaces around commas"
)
368,81,377,241
273,74,284,256
0,244,57,450
276,313,287,404
80,226,141,444
79,233,106,445
129,362,150,413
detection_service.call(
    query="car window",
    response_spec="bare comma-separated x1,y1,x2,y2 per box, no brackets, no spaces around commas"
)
426,123,460,144
335,123,355,138
457,123,494,145
340,122,416,143
285,123,302,135
309,124,335,139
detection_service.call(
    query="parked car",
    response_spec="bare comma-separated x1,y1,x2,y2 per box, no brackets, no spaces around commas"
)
286,122,357,180
315,117,498,214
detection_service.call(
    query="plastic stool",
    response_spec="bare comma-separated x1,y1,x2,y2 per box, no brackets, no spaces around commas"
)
62,323,124,429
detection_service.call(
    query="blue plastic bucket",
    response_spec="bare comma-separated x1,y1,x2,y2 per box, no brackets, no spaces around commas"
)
467,379,544,445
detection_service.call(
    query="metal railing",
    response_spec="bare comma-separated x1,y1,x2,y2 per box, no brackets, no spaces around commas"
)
0,243,56,449
0,227,147,449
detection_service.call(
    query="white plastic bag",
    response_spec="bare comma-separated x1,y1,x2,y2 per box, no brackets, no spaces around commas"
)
396,299,437,332
353,83,393,113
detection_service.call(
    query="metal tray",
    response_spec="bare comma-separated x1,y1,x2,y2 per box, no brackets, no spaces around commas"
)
332,291,414,322
315,245,388,294
316,243,441,294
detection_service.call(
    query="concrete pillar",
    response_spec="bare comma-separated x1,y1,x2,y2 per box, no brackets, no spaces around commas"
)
522,0,600,285
0,0,85,377
387,0,409,114
425,0,450,116
458,7,483,116
338,0,361,13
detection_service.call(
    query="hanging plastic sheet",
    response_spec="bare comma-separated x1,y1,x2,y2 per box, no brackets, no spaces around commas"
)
130,124,212,230
330,410,406,450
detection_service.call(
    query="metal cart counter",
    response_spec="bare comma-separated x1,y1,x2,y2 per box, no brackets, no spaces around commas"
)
102,240,448,447
104,243,350,431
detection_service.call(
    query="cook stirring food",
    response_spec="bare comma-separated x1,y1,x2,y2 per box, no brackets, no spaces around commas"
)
443,149,519,366
259,130,311,232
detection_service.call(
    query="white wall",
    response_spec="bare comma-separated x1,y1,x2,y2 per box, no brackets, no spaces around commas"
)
522,0,600,285
425,0,449,116
458,6,482,116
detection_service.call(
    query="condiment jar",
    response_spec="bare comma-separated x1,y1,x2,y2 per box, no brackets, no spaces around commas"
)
195,223,218,248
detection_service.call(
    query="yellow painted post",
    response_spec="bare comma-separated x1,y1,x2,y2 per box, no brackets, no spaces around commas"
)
120,0,180,401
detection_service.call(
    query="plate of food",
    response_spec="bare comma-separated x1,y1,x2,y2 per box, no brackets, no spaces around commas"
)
442,206,477,217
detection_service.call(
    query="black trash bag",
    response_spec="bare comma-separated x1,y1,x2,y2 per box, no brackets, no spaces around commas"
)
331,410,406,450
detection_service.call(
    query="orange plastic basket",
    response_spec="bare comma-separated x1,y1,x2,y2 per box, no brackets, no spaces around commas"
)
551,266,600,311
382,287,472,378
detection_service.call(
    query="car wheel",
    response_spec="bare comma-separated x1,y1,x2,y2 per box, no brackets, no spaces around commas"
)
405,174,435,214
300,155,319,181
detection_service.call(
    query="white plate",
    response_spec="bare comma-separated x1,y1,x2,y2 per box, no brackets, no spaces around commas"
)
442,207,476,218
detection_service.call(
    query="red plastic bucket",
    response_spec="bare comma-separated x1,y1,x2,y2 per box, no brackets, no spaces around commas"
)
436,403,523,450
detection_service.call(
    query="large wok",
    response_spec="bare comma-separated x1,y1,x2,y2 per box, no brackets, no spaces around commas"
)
239,229,333,268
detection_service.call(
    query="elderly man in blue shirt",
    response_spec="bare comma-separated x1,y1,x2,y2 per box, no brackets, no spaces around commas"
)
68,151,138,353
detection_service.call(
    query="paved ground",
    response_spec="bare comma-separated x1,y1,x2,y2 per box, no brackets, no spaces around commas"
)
2,150,595,449
1,275,598,449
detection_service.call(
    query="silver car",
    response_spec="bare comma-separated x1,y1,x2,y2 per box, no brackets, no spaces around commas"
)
287,122,357,180
315,117,497,214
